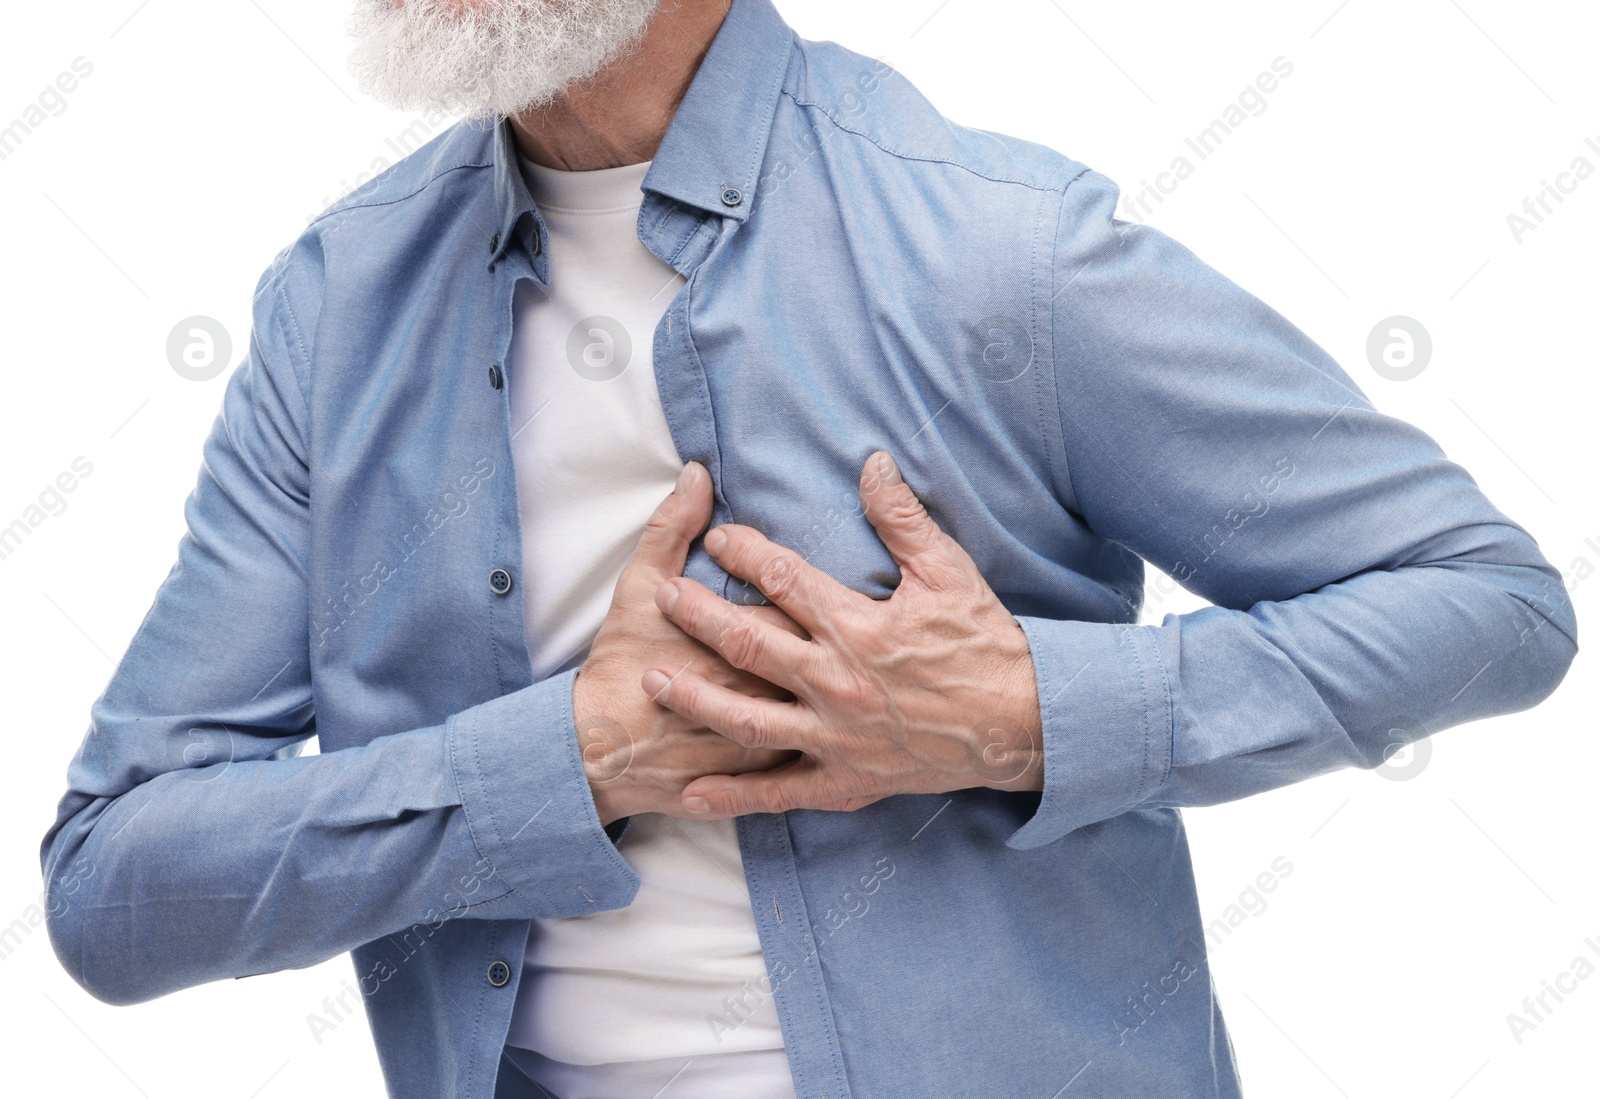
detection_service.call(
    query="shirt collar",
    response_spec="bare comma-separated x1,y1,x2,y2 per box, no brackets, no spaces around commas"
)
490,0,793,263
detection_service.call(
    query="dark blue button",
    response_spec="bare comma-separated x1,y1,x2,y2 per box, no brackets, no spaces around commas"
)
720,187,743,207
488,569,513,596
488,364,503,390
487,960,511,987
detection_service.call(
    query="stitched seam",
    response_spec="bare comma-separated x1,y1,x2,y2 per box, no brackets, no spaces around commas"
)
307,160,494,230
782,88,1069,193
1040,184,1069,505
675,263,732,527
676,263,740,603
465,927,490,1098
1028,184,1056,511
1043,174,1099,513
741,30,796,193
667,212,714,269
1035,629,1059,820
458,888,515,911
483,274,515,892
774,818,851,1099
445,712,505,893
257,259,314,413
1137,628,1176,794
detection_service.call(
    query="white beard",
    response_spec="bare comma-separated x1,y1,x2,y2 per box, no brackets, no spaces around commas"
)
347,0,662,121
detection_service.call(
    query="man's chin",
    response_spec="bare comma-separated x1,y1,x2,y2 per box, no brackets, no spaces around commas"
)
347,0,661,120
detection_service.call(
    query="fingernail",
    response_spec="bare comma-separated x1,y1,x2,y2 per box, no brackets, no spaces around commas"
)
683,796,711,814
704,527,727,555
641,669,671,702
674,464,694,495
656,580,680,616
875,451,902,485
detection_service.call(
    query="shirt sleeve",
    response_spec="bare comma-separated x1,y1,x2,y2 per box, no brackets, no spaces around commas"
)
1008,169,1577,850
38,243,640,1007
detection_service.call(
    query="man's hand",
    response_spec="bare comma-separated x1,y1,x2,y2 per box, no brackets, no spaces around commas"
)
574,462,804,825
641,451,1044,818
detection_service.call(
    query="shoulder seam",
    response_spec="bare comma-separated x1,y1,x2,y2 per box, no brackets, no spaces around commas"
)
250,252,312,444
307,158,493,230
780,87,1073,194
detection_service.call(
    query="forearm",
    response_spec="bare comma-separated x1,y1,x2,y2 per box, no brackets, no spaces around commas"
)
42,669,640,1006
1011,533,1576,848
1007,166,1579,847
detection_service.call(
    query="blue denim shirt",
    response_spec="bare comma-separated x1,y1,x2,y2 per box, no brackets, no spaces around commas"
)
42,1,1576,1096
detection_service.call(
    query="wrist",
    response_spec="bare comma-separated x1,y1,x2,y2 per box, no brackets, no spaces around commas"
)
970,633,1044,793
573,671,639,826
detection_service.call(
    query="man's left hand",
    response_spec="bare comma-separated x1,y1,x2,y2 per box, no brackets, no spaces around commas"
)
641,451,1044,818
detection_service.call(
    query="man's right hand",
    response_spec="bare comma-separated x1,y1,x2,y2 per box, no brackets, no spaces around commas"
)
573,462,802,825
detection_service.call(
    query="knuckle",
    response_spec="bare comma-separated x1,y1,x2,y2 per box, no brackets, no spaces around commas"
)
884,495,927,526
721,616,767,669
752,785,787,815
758,553,801,601
640,496,678,539
666,671,698,711
737,703,778,748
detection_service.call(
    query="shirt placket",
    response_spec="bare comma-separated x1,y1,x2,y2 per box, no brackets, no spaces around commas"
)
636,189,854,1099
477,204,559,1098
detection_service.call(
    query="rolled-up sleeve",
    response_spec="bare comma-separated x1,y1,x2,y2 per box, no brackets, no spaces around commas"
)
1009,169,1577,850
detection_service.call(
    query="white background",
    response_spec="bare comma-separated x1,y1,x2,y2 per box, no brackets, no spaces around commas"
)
0,1,1595,1096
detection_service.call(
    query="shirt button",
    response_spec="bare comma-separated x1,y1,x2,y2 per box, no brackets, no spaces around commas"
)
720,187,743,207
487,960,511,988
488,364,503,390
531,232,542,256
488,568,513,596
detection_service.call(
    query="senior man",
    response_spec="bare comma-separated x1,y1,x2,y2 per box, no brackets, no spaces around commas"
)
42,1,1576,1097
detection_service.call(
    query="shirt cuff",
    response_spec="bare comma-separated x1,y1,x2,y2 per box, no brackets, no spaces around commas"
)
447,668,642,916
1006,617,1174,849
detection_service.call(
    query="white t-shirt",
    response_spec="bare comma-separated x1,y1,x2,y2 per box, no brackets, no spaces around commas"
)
500,154,795,1099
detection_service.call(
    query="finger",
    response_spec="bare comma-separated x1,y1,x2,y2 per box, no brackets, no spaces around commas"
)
640,665,808,751
620,463,712,594
680,759,842,817
811,794,883,812
749,604,811,642
859,451,972,587
701,524,863,638
641,604,804,673
656,577,816,688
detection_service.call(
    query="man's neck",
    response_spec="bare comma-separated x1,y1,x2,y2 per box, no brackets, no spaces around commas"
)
509,0,731,172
